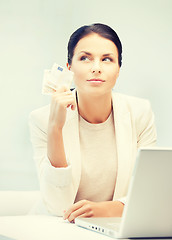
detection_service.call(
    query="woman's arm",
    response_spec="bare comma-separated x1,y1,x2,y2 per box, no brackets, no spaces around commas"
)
63,200,124,222
47,86,76,168
29,87,77,216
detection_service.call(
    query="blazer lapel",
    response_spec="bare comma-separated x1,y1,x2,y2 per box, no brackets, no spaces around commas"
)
112,93,133,199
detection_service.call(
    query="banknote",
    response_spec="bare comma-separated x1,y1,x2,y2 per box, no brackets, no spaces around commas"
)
42,63,74,95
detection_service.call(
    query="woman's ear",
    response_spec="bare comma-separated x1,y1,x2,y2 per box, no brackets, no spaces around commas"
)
66,63,71,70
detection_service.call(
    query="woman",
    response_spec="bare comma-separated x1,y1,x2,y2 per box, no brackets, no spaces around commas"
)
29,23,157,222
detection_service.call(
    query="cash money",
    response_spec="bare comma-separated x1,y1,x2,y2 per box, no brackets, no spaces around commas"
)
42,63,74,95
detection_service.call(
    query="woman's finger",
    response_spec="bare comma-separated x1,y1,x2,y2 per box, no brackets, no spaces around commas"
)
71,212,92,223
67,204,92,222
63,200,87,220
56,85,70,93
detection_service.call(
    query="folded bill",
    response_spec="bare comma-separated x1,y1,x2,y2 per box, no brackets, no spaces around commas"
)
42,63,74,95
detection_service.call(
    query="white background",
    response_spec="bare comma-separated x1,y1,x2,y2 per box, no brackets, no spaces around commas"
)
0,0,172,190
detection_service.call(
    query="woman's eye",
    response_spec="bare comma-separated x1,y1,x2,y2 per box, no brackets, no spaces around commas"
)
103,57,113,62
80,56,89,61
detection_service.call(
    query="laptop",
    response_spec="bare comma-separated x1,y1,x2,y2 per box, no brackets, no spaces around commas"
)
75,148,172,238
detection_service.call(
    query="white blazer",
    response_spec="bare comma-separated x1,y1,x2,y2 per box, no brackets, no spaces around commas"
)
29,90,157,216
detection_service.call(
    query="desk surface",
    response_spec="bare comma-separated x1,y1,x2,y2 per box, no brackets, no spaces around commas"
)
0,215,111,240
0,215,171,240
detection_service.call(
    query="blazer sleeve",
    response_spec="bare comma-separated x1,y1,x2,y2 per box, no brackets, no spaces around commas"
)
28,111,76,216
116,99,157,206
136,100,157,148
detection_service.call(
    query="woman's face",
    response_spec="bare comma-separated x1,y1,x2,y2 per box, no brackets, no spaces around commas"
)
68,33,120,97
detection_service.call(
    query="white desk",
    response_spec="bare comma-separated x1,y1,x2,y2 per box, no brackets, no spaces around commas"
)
0,215,112,240
0,215,171,240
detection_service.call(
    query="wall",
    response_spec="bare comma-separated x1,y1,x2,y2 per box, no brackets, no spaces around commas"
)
0,0,172,190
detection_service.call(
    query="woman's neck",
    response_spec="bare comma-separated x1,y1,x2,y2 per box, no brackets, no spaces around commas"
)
76,91,112,124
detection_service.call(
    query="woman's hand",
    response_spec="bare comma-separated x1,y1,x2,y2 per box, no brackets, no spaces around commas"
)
63,200,124,223
48,86,77,130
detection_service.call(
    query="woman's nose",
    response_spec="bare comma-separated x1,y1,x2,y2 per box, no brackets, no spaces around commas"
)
91,61,101,74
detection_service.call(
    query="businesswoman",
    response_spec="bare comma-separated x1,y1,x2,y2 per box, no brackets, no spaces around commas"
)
29,23,157,222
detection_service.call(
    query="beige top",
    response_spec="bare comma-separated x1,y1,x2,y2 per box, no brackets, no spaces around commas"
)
75,111,118,203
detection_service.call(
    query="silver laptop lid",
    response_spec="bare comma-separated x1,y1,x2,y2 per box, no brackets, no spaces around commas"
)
120,147,172,238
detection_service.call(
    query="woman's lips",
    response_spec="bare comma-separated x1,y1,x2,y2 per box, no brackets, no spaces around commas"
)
87,79,105,82
86,79,105,86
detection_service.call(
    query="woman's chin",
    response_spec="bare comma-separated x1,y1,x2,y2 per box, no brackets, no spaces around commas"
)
76,86,112,98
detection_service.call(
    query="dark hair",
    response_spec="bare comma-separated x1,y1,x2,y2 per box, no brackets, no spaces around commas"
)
67,23,122,67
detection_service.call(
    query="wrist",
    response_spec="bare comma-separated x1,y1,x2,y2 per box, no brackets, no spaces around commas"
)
106,201,124,217
48,123,63,136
